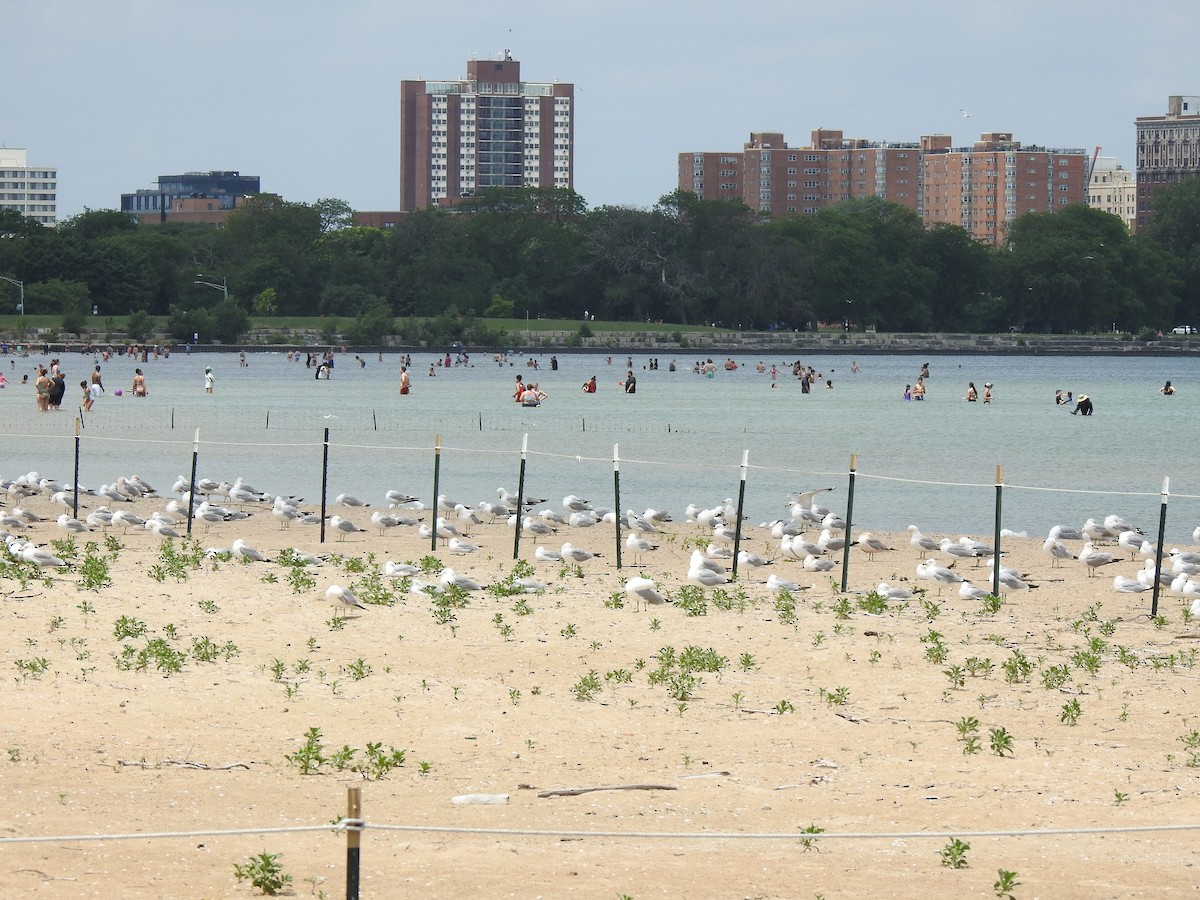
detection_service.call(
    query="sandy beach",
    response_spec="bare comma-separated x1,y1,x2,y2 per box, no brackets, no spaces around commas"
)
2,484,1199,899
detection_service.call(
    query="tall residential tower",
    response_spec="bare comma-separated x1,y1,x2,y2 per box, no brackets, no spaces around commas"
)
399,52,574,211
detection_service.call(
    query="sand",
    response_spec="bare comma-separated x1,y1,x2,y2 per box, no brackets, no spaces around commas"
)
1,490,1199,899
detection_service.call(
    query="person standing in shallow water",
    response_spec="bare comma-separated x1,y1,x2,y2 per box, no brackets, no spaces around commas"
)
399,366,411,395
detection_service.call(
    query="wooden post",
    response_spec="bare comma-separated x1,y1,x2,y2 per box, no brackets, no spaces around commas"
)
345,785,362,900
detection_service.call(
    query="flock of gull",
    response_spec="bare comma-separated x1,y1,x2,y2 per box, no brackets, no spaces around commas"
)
3,471,1200,619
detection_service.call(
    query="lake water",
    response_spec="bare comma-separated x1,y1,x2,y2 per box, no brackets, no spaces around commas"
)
3,347,1199,542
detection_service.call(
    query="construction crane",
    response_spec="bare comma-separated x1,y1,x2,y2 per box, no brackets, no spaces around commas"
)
1085,145,1102,192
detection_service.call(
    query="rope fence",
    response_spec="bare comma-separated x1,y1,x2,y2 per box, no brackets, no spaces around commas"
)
5,424,1199,610
1,785,1196,899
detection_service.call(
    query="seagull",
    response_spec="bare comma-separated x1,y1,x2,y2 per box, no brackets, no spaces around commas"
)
765,572,804,592
336,493,369,508
876,581,914,601
18,543,67,568
1079,541,1122,576
56,513,90,533
146,519,181,539
456,504,484,527
907,525,941,556
272,505,301,530
231,537,269,562
1117,530,1144,560
448,537,480,554
626,510,658,535
1113,575,1152,594
569,511,600,528
111,509,146,532
1049,524,1085,542
625,576,667,610
688,564,730,588
989,568,1037,593
326,584,366,611
479,501,512,522
534,545,563,564
625,533,658,563
737,550,772,568
562,494,592,513
1043,532,1077,567
1082,518,1118,544
329,515,366,541
804,554,836,572
711,524,737,545
11,506,45,523
707,543,734,559
940,537,983,562
644,507,673,524
690,549,726,575
1105,514,1142,536
854,532,893,558
561,542,601,563
917,558,963,593
385,490,420,507
960,108,972,118
435,517,462,539
384,561,419,577
370,510,406,534
538,509,567,525
786,487,835,524
821,512,846,533
817,529,845,553
521,516,555,536
439,567,483,591
959,580,991,601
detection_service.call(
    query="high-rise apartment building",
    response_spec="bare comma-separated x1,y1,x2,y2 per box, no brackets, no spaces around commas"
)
120,171,260,226
0,149,57,225
1135,94,1200,231
921,133,1087,244
681,130,1087,244
679,131,921,218
1088,157,1137,232
399,52,574,211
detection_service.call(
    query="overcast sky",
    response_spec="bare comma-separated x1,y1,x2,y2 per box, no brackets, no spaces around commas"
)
7,0,1196,220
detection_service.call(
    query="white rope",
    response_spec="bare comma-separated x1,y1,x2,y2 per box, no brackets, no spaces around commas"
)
857,472,989,489
365,821,1200,840
4,817,1196,846
0,822,347,845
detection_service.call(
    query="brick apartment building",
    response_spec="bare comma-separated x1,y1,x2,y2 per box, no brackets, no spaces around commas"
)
680,130,1087,245
399,52,574,211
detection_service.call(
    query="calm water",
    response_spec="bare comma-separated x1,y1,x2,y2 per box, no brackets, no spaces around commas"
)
3,348,1198,541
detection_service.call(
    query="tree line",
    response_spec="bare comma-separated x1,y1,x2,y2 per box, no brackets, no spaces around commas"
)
1,181,1198,343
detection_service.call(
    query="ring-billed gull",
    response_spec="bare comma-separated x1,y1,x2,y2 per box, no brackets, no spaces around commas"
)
1113,575,1152,593
853,532,893,558
907,525,940,556
232,538,269,562
329,515,366,541
1043,530,1077,567
561,542,601,562
326,584,366,610
765,572,804,592
1079,541,1122,576
534,545,563,564
625,576,667,611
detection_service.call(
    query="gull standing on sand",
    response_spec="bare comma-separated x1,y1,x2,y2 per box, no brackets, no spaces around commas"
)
1114,575,1152,594
959,581,991,601
326,584,366,611
737,549,772,568
917,558,964,593
907,525,941,556
854,532,893,558
876,581,915,601
625,533,658,563
804,554,836,572
329,515,367,541
448,537,480,554
534,545,563,564
1043,528,1077,567
625,576,667,610
1079,541,1122,576
561,542,601,563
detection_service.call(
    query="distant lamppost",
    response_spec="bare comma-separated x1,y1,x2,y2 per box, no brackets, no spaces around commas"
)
0,275,24,317
193,273,228,300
